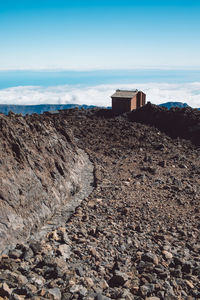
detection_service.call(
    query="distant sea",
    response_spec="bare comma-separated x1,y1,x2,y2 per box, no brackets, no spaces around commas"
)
1,69,200,89
0,69,200,108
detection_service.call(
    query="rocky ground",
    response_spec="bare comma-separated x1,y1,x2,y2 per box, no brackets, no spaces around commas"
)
0,106,199,299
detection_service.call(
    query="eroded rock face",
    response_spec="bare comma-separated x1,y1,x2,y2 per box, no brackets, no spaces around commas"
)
0,112,92,253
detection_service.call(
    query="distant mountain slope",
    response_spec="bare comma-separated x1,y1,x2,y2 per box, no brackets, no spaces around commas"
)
159,102,190,109
0,102,199,115
0,104,96,115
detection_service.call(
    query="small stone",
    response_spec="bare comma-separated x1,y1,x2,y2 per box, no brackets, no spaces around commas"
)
121,289,135,300
57,244,71,260
144,154,152,163
12,287,29,297
11,295,24,300
108,271,128,287
70,285,83,293
173,257,183,267
79,286,87,296
89,247,99,258
0,254,8,259
40,288,47,297
142,252,159,265
193,265,200,276
33,276,45,286
95,293,111,300
99,279,109,289
59,230,71,244
158,291,165,299
135,224,142,232
179,164,187,169
162,250,173,260
157,272,168,280
170,268,182,277
182,262,192,274
48,230,60,241
82,214,89,222
185,280,194,289
75,266,85,277
158,160,166,168
46,288,62,300
8,249,23,259
148,167,157,175
25,284,37,294
134,181,141,188
24,247,34,260
154,267,164,274
0,282,12,297
68,278,76,286
140,285,150,297
17,274,28,285
146,297,160,300
85,277,94,287
124,181,130,186
75,207,83,216
30,241,42,255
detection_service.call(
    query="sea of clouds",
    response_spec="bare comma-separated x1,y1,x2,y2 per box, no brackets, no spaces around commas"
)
0,82,200,108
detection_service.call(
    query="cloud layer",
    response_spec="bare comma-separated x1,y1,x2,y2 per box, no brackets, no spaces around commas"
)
0,82,200,108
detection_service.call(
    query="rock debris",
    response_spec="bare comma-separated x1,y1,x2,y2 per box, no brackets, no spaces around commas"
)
0,106,199,299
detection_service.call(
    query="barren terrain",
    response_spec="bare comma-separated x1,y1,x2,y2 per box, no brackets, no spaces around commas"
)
0,105,199,299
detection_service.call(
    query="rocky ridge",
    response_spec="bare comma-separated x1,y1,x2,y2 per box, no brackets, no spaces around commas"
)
129,103,200,145
0,112,94,253
0,105,199,299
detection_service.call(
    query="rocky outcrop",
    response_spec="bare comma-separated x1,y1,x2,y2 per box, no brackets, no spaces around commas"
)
128,103,200,145
0,112,93,253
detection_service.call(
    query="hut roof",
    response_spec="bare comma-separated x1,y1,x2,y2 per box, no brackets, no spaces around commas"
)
111,89,138,99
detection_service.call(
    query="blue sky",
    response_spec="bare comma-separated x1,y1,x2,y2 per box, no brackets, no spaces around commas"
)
0,0,200,70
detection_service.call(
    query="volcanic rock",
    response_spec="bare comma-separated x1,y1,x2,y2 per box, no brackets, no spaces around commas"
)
0,106,199,299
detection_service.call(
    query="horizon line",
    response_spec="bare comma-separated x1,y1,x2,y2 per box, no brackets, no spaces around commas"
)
0,102,199,110
1,66,200,72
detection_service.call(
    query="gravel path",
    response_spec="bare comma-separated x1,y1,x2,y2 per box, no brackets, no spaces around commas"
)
29,149,94,243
